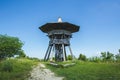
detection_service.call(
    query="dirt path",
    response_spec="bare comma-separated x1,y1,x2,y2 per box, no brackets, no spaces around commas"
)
28,63,64,80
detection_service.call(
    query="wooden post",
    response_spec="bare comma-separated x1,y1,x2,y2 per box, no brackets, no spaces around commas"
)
46,45,52,61
68,46,74,60
50,44,55,61
62,44,66,61
64,47,67,61
44,45,50,61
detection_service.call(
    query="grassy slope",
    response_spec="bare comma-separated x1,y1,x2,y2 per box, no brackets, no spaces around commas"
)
0,58,39,80
46,61,120,80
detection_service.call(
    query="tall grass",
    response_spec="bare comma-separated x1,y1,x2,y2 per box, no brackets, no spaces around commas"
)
46,61,120,80
0,58,39,80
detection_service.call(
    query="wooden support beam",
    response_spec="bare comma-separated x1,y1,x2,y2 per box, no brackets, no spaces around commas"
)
46,46,52,61
68,46,74,60
64,47,67,61
62,44,66,61
50,44,55,61
44,45,50,61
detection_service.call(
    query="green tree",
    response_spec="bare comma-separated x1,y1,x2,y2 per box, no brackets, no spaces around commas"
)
115,54,120,62
119,49,120,54
67,55,72,60
101,51,114,61
106,51,114,60
101,52,106,61
78,53,87,61
0,35,24,60
115,49,120,62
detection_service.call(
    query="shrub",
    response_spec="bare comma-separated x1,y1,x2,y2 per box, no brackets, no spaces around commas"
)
67,55,72,60
1,60,13,72
78,53,87,61
88,57,101,62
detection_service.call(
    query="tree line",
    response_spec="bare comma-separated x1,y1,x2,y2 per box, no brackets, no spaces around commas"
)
76,50,120,62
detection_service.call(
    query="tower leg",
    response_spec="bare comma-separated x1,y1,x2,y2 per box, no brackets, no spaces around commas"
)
44,45,50,61
62,44,66,61
46,46,52,61
64,47,67,61
50,44,55,61
68,46,74,60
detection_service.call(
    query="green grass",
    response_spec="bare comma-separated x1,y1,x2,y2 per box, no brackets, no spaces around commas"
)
46,61,120,80
0,58,39,80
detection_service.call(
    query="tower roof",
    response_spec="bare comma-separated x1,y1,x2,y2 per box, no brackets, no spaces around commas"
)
39,22,80,33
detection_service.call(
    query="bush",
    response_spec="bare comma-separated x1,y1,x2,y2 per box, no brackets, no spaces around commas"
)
1,60,13,72
67,55,72,60
78,53,87,61
27,57,40,61
88,57,101,63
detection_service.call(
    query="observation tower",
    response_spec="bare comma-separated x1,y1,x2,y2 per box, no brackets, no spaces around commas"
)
39,18,80,61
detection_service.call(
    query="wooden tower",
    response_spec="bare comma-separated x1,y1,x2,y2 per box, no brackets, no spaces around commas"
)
39,18,80,61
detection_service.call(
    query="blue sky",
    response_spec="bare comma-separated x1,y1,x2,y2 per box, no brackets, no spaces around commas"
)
0,0,120,59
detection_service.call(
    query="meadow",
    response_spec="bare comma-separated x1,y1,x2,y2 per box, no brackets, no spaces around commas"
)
46,61,120,80
0,58,120,80
0,58,39,80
